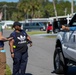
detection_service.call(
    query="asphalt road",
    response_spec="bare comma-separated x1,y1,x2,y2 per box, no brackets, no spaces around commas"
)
3,30,76,75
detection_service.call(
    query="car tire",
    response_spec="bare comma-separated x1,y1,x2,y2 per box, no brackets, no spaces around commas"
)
53,47,68,74
40,28,43,31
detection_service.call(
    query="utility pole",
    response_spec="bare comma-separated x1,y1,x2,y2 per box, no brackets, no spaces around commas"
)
53,0,57,20
3,4,7,20
71,0,74,16
64,8,67,16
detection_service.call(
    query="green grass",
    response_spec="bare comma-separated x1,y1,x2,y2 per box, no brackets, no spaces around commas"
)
27,31,47,35
6,64,12,75
27,31,57,38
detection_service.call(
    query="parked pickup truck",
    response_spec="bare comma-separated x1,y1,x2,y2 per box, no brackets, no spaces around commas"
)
53,13,76,74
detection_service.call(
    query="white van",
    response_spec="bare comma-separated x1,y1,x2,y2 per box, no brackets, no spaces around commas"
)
0,21,14,29
0,22,5,29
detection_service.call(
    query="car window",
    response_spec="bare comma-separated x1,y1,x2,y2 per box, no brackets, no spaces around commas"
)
31,23,35,26
0,22,4,26
39,22,45,26
72,20,76,26
24,23,29,26
36,23,39,26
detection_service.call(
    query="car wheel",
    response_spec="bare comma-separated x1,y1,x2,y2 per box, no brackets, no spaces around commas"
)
53,47,68,74
40,28,43,31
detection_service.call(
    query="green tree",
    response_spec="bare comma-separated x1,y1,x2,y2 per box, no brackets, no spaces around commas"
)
0,0,75,21
17,0,43,18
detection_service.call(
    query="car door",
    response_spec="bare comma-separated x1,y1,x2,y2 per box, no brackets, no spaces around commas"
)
31,23,36,29
29,23,34,29
32,22,41,30
65,31,76,61
35,23,41,29
62,31,71,52
62,30,76,61
23,23,29,29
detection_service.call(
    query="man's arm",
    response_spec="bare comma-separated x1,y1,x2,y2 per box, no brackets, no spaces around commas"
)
9,39,14,53
0,26,12,41
27,35,32,47
62,25,70,30
0,31,8,41
9,39,14,58
62,25,76,31
0,32,12,41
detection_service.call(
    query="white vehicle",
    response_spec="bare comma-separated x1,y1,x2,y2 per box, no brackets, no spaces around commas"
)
0,22,5,29
53,13,76,74
0,21,14,29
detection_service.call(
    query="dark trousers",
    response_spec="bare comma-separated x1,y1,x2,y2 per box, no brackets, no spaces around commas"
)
13,51,28,75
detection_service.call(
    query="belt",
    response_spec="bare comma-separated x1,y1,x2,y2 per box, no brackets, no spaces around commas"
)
0,50,6,53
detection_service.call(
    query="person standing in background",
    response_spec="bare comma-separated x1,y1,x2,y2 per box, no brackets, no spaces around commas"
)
46,22,53,33
53,19,59,33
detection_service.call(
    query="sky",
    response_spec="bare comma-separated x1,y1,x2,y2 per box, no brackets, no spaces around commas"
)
0,0,19,2
0,0,75,2
49,0,75,2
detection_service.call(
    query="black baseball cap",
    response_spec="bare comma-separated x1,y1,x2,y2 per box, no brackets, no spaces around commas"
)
13,21,21,28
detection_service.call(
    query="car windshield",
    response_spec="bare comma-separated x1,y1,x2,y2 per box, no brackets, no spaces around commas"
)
69,14,76,27
39,22,45,26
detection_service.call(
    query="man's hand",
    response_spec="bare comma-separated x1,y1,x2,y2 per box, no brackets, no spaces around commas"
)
62,25,66,30
30,43,32,47
11,53,14,58
62,25,69,30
